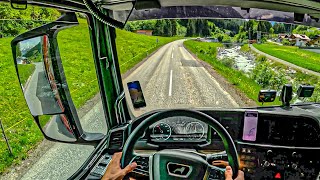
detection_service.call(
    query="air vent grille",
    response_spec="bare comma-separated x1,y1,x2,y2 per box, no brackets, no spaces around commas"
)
109,130,124,149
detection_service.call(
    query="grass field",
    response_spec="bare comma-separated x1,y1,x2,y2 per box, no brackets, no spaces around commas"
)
0,18,179,174
17,64,35,86
184,40,281,105
0,37,40,175
116,28,181,74
240,44,250,52
253,43,320,72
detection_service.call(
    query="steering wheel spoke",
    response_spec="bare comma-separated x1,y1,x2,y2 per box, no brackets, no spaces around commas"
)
130,155,150,177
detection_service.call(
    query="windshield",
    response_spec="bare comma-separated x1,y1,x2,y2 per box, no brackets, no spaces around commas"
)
118,19,320,116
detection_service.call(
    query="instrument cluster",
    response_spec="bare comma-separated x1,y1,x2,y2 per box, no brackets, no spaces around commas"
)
149,116,208,142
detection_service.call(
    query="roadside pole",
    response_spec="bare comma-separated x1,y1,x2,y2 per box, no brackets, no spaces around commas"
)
0,119,13,155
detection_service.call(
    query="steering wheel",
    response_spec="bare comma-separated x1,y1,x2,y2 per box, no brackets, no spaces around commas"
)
121,109,239,179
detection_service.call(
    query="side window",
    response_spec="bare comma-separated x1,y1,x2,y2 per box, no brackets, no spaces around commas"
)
57,16,107,134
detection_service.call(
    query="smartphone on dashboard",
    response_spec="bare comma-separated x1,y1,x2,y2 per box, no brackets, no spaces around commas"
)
242,111,258,141
127,81,146,109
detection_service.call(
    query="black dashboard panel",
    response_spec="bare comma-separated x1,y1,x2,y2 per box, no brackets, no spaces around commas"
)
257,114,320,146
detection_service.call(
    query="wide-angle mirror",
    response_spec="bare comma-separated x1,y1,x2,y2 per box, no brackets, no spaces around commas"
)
15,35,63,116
38,114,77,142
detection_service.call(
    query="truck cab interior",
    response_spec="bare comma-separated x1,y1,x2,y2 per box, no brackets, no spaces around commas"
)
3,0,320,179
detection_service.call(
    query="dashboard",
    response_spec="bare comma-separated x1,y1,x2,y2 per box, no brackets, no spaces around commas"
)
85,104,320,180
131,106,320,179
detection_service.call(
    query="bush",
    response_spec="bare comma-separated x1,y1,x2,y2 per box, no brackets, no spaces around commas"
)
256,55,267,63
282,39,290,45
221,57,235,68
251,59,288,90
251,62,274,88
240,44,250,52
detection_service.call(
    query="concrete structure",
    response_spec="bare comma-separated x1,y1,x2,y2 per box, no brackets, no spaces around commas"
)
134,30,153,36
307,35,320,47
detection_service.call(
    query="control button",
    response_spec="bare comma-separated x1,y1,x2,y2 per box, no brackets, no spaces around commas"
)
292,163,298,170
267,150,273,155
274,172,281,179
262,161,270,167
100,158,110,165
91,166,106,177
209,168,223,179
292,152,297,157
266,150,273,159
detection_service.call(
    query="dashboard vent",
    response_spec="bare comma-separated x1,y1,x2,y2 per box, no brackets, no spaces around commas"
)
108,130,124,150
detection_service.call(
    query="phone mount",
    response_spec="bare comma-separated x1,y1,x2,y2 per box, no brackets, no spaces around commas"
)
280,84,293,107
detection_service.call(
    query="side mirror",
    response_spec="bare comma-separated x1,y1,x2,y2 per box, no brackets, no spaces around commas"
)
14,36,77,142
297,85,314,98
11,13,104,144
258,90,277,104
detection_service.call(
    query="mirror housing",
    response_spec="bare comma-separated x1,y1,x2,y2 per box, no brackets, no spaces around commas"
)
297,85,315,98
258,90,277,103
10,0,27,10
11,12,104,144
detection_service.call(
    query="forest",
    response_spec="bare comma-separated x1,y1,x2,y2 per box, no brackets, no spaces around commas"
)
124,18,303,43
0,3,60,37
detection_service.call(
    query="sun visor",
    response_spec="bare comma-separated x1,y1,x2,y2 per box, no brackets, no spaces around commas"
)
125,6,320,27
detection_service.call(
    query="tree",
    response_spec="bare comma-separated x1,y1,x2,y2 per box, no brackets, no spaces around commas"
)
186,19,196,37
269,27,274,38
273,23,286,33
195,19,204,36
171,19,177,36
153,20,164,36
202,20,211,37
163,19,172,36
0,4,60,37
